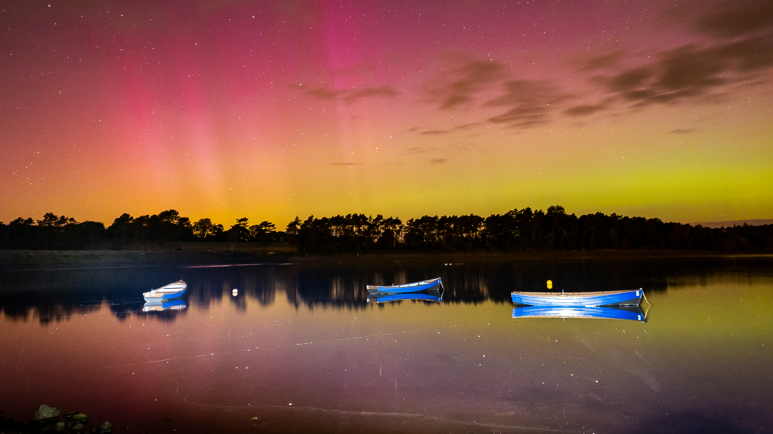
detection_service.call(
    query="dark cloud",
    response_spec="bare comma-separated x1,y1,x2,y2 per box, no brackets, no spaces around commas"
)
565,2,773,118
593,46,726,106
343,86,399,102
656,45,726,93
307,88,339,100
715,34,773,72
419,122,481,136
487,107,547,129
609,67,654,92
592,32,773,109
425,60,505,110
574,50,625,71
484,80,571,129
564,104,606,117
305,85,398,103
695,2,773,38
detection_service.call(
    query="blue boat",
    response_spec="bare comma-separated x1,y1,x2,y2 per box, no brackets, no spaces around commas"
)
367,277,442,294
512,305,646,321
511,288,643,307
142,298,187,312
367,290,443,303
143,280,187,302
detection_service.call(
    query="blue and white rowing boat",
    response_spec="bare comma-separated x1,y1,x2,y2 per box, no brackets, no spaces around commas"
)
366,277,442,294
512,305,646,321
511,288,643,307
143,280,187,302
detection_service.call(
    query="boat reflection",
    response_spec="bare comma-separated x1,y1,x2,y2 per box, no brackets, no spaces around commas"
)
512,305,647,321
142,298,187,312
367,290,443,304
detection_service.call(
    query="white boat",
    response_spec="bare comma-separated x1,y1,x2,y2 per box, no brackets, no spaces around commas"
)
143,280,187,302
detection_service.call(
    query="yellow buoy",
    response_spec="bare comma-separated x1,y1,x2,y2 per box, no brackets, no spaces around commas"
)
547,280,553,290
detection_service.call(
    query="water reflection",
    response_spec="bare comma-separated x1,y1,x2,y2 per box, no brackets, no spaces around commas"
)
141,298,187,312
367,289,443,303
512,305,648,321
1,256,772,324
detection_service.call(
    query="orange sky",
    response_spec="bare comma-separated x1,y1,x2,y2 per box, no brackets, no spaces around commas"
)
1,0,771,228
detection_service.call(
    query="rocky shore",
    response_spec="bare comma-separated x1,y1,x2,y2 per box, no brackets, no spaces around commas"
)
0,405,111,434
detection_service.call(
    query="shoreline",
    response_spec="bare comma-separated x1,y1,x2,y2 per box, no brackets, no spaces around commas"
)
0,250,290,271
2,249,772,271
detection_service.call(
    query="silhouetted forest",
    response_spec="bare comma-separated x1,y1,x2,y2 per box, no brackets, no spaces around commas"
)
0,210,282,251
1,206,772,253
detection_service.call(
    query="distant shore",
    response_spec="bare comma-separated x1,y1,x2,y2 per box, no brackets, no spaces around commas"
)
1,246,771,270
0,249,289,271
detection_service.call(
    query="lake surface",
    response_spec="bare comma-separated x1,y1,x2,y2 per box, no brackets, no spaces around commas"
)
1,256,772,433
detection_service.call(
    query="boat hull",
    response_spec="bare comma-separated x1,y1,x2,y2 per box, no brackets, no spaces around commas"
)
512,305,646,321
511,289,643,307
366,278,442,294
143,280,187,302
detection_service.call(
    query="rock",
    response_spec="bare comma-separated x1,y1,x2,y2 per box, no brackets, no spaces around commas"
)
55,421,65,432
71,422,86,431
64,411,78,420
33,404,60,423
97,421,112,433
71,414,89,424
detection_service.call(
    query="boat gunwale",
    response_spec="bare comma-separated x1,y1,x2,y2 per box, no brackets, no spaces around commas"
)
510,288,642,297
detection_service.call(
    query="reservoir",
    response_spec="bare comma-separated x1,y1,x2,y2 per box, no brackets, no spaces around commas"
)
1,256,771,433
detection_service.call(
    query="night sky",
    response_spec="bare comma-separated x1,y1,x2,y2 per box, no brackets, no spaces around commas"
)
1,0,771,227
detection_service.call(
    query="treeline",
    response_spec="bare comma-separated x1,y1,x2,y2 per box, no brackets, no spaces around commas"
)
0,210,282,250
292,206,773,253
1,206,772,253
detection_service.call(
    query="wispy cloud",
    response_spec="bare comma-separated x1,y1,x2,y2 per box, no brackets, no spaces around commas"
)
305,85,399,103
419,123,481,136
413,1,773,136
484,80,571,129
573,50,625,72
591,34,773,109
425,60,505,110
563,104,607,117
694,2,773,38
587,2,772,110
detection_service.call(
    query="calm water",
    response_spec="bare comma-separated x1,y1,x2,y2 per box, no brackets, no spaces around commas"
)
1,257,772,433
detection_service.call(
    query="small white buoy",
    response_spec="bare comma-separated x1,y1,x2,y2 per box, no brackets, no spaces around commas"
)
232,289,238,296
